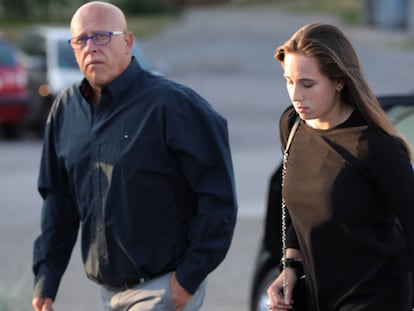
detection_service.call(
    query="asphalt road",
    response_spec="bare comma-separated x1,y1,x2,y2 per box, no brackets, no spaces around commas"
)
1,4,414,311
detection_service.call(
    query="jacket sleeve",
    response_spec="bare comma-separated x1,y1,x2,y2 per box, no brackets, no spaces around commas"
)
367,131,414,286
163,88,238,294
32,116,80,300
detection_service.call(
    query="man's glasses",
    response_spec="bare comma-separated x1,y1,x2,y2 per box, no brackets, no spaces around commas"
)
68,31,125,50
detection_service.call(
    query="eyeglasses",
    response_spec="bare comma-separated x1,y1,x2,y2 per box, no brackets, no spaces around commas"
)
68,31,125,50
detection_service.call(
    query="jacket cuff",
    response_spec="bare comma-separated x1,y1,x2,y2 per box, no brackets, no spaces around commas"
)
33,265,60,300
175,265,207,295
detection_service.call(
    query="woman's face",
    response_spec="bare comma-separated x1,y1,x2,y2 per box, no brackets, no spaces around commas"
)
283,52,343,129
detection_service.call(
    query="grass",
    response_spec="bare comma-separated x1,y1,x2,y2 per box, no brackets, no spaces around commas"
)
296,0,362,24
274,0,414,49
229,0,362,24
229,0,414,50
0,275,29,311
127,14,180,39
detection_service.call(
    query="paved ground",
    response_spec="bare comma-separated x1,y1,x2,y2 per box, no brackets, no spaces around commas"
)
1,4,414,311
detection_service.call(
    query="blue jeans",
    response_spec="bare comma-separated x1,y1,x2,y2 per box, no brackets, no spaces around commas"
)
100,272,207,311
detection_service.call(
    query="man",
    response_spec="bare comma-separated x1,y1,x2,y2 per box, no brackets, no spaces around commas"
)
32,2,237,310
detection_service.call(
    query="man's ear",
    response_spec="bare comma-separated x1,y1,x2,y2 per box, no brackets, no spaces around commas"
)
125,32,134,52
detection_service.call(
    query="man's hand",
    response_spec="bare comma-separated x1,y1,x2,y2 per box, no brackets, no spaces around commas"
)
32,297,54,311
169,272,192,311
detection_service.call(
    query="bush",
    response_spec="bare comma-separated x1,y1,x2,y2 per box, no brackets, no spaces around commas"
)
115,0,182,14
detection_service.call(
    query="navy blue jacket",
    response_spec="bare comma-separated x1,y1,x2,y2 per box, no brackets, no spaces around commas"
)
33,58,238,299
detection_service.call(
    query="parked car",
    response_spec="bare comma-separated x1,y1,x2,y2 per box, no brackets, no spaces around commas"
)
0,35,29,138
249,94,414,311
18,25,160,135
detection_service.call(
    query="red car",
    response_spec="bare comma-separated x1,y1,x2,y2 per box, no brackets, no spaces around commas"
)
0,37,28,138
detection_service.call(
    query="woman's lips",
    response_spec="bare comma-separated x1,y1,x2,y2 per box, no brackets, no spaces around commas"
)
296,106,308,113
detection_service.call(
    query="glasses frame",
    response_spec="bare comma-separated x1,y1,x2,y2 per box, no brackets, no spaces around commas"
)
68,31,125,50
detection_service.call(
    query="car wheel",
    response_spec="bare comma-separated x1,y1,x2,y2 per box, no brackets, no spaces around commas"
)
252,266,280,311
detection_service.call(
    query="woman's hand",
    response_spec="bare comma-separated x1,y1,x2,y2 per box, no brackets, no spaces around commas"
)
267,267,298,310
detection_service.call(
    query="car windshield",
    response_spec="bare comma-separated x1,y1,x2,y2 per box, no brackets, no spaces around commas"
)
0,43,17,66
57,40,78,69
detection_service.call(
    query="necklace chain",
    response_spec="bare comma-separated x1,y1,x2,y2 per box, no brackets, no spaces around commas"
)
281,150,288,295
280,117,300,296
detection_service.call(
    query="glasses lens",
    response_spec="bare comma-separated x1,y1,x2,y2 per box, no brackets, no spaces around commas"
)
93,32,111,45
70,37,86,49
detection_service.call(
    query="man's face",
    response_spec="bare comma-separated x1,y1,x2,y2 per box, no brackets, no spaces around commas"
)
70,8,132,90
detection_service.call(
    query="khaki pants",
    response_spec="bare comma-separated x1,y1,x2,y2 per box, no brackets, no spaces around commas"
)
101,272,206,311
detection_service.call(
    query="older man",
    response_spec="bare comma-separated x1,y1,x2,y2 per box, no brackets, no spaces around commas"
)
32,2,237,310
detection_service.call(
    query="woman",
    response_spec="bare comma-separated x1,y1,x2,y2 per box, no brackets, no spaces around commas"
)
267,23,414,310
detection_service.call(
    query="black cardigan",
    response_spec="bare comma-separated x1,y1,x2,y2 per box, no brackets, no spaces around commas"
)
279,106,414,310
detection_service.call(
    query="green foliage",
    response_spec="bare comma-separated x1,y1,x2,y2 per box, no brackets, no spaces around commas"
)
114,0,182,14
0,0,82,20
0,0,181,21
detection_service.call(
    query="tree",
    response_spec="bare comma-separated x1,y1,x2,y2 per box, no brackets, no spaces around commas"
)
0,0,83,21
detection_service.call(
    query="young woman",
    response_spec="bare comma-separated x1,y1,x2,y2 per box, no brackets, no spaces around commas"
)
267,23,414,311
